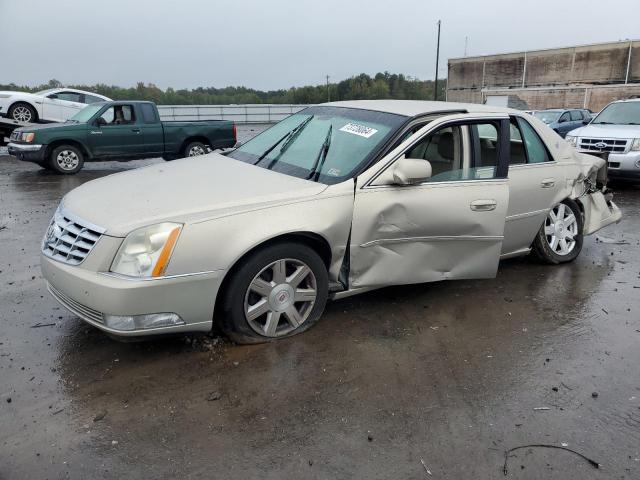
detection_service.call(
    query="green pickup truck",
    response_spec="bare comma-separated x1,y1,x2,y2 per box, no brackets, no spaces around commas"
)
7,100,236,174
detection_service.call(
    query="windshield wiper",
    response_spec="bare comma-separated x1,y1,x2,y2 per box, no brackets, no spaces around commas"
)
307,124,332,181
593,121,613,124
253,115,314,165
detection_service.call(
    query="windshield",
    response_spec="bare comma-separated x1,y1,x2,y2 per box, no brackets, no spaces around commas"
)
533,111,562,124
69,104,104,123
227,106,406,184
592,102,640,125
34,88,58,96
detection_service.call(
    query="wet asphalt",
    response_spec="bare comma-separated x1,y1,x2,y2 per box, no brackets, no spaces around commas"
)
1,126,640,479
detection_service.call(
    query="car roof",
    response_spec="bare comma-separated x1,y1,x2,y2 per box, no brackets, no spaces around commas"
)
322,100,524,117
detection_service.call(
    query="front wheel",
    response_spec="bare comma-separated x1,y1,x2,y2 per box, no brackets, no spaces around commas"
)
533,198,583,264
218,242,328,344
49,145,84,174
9,103,37,123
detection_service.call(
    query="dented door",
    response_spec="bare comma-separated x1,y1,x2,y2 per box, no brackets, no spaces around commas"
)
349,114,511,288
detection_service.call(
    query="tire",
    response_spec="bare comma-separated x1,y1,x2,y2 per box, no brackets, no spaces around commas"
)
218,242,329,344
533,198,583,264
49,145,84,174
8,102,37,123
183,141,209,158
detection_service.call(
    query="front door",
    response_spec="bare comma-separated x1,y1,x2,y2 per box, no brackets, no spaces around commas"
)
88,104,143,157
349,114,511,288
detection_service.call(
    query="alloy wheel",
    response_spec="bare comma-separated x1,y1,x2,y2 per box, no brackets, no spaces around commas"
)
12,106,32,122
243,258,317,337
188,145,206,156
56,150,80,171
544,203,578,256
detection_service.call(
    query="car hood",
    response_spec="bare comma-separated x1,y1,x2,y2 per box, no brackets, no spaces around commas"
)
18,122,85,134
568,123,640,139
0,91,38,98
61,153,328,237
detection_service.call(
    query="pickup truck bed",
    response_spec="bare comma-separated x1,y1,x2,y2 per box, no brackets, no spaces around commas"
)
7,100,236,174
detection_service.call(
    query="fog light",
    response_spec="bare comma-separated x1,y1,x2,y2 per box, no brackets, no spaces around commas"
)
103,313,184,331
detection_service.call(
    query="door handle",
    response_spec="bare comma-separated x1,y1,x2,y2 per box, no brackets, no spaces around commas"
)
89,130,102,135
470,199,497,211
540,178,555,188
131,128,141,134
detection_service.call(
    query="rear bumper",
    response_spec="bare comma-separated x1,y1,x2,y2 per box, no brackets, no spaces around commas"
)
41,253,225,337
7,142,45,163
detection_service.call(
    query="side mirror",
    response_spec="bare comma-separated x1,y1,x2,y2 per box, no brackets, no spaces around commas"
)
47,94,58,99
392,156,432,185
95,117,106,127
558,117,567,124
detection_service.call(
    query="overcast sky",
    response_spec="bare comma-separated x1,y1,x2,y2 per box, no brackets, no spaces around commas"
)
0,0,637,91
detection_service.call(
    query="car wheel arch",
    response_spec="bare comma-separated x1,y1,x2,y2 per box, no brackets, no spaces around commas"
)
180,136,210,154
45,139,91,161
212,231,333,320
9,101,39,122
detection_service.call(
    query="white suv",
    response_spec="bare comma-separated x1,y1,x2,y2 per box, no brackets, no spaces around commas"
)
566,99,640,181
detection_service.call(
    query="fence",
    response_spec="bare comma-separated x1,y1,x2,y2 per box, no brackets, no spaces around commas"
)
157,104,311,124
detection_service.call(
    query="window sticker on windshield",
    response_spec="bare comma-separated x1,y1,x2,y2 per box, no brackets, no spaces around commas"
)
339,123,378,138
326,168,341,177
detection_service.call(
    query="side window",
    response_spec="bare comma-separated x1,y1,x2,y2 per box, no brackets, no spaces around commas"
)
140,103,158,123
516,117,551,164
99,105,135,125
569,110,581,121
508,119,527,165
84,94,104,104
402,121,501,182
55,91,82,103
559,112,570,123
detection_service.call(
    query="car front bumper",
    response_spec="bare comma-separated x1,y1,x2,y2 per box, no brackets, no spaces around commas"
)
41,253,225,338
7,142,46,163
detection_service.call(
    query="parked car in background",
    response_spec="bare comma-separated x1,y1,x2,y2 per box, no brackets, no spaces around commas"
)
7,101,236,173
566,98,640,181
533,109,591,137
0,88,111,123
40,100,620,343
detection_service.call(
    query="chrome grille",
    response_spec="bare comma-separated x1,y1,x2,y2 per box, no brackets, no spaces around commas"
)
10,130,20,141
42,208,105,265
579,138,629,153
47,283,104,324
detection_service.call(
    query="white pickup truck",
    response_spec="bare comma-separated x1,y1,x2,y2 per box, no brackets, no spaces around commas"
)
566,98,640,181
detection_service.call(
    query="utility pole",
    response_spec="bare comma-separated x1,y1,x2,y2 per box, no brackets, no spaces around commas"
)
434,20,441,101
326,75,330,102
464,36,468,57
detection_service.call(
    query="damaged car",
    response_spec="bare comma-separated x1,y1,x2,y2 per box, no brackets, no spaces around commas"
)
41,100,621,343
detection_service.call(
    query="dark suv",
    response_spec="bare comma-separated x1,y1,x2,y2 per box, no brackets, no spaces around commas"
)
533,109,592,137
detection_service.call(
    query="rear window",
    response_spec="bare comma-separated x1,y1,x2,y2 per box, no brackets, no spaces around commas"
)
140,103,158,123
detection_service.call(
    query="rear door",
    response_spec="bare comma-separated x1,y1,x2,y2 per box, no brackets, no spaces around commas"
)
349,113,511,288
501,115,563,255
88,104,144,157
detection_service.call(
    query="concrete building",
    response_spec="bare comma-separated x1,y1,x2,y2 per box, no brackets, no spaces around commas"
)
447,40,640,111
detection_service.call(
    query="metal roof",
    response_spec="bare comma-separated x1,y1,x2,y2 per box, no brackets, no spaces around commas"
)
323,100,515,117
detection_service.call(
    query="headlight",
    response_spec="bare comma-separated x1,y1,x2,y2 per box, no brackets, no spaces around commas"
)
565,135,578,147
110,222,182,278
21,132,35,143
631,138,640,152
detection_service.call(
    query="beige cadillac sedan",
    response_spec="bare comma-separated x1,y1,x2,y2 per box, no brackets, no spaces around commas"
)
41,100,621,343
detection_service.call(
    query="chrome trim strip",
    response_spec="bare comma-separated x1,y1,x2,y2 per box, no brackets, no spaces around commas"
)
98,270,222,282
500,248,531,260
360,235,503,248
58,205,107,234
7,142,42,151
505,208,548,221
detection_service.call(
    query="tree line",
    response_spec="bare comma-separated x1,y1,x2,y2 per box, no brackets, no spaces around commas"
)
0,73,447,105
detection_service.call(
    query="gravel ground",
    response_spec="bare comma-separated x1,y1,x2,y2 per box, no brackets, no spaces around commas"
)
1,126,640,479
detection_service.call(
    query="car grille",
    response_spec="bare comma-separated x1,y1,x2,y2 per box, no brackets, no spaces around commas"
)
608,161,621,168
47,283,104,324
42,209,105,265
9,130,20,141
579,138,629,153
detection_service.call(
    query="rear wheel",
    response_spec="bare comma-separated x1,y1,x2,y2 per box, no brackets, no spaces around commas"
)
533,198,583,264
183,141,209,158
49,145,84,174
9,103,37,123
218,242,328,344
